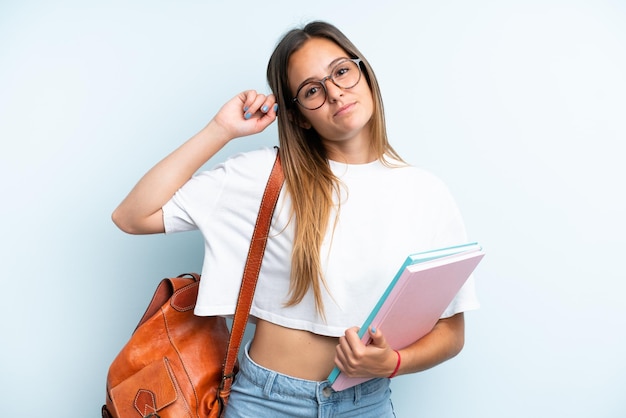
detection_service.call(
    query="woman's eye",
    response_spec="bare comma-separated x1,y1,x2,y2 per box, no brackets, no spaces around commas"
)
334,66,350,78
304,84,321,98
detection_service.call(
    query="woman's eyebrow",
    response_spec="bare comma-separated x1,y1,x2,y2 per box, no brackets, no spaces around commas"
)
295,57,350,90
327,56,349,69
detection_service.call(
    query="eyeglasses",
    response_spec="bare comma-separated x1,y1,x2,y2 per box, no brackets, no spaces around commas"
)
292,58,363,110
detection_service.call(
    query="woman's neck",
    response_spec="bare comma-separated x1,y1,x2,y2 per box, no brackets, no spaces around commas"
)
323,135,377,164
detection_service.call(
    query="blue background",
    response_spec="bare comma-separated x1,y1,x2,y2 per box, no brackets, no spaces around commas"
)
1,1,625,416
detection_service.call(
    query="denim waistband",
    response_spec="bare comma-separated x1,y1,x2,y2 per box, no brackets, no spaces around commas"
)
238,341,389,403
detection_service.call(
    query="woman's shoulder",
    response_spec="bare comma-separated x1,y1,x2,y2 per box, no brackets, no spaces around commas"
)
384,156,448,188
212,146,279,177
222,146,278,166
189,147,278,190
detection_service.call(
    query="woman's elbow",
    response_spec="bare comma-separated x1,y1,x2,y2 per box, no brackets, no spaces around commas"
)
111,206,143,234
111,207,133,234
450,331,465,358
111,206,164,235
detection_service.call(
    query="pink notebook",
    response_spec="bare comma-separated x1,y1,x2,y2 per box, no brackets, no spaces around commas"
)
328,242,485,391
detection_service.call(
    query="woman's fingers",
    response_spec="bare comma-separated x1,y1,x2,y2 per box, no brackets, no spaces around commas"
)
214,90,278,139
241,91,277,120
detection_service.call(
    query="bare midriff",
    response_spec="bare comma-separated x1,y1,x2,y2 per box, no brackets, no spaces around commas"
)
249,319,340,381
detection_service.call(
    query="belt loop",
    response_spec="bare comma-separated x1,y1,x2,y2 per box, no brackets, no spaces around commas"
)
263,371,277,398
353,383,361,405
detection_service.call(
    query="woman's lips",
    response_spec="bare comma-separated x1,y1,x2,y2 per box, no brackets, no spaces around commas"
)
334,102,356,117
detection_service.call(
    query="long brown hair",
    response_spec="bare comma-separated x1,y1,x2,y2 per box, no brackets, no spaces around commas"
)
266,21,403,317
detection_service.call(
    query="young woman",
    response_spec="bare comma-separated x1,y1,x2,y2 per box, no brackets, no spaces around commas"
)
113,21,479,417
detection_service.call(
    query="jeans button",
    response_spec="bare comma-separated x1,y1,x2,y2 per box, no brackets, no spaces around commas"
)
322,386,333,397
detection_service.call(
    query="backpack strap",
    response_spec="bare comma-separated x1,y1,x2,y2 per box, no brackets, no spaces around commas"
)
218,149,284,412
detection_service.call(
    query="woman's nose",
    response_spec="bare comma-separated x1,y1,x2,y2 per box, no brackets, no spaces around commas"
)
323,78,344,102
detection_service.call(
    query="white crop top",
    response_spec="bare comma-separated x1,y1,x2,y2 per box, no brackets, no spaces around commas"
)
162,147,479,337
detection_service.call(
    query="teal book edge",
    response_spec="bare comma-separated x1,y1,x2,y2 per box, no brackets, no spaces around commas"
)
327,241,481,383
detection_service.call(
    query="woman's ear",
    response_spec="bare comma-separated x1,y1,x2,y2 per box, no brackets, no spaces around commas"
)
287,109,312,130
299,119,312,130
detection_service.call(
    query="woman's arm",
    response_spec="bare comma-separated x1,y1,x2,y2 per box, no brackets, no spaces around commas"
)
111,90,277,235
335,313,465,378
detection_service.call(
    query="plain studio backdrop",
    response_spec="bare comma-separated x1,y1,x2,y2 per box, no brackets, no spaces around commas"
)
1,1,624,417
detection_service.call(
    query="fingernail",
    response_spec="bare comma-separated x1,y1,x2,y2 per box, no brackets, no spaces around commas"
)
273,104,279,112
243,106,249,112
262,105,268,113
371,327,377,334
244,112,252,120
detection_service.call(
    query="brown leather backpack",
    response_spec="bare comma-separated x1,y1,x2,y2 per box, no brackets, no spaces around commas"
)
102,152,283,417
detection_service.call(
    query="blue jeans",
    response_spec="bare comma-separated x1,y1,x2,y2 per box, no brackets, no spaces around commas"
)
223,342,396,418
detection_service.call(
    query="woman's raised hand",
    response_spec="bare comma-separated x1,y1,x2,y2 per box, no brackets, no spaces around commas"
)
112,90,279,235
210,90,278,141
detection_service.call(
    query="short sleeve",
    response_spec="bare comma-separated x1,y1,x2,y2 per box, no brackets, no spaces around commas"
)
162,161,228,234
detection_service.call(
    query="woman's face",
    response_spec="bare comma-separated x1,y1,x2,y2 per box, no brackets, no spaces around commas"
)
288,37,375,152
